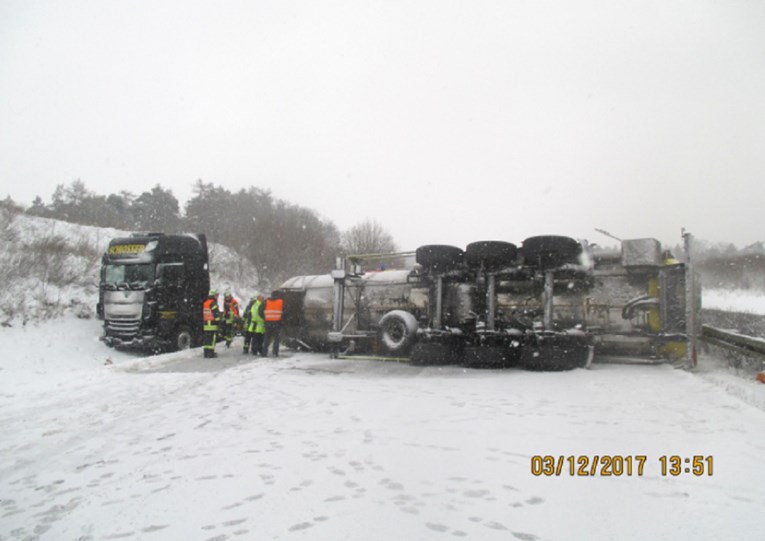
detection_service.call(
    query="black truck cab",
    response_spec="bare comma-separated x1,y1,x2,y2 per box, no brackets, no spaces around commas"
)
98,233,209,351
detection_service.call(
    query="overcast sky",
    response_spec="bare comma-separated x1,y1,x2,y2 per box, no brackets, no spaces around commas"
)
1,0,764,251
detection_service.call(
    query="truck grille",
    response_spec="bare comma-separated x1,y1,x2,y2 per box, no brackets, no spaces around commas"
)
106,316,141,337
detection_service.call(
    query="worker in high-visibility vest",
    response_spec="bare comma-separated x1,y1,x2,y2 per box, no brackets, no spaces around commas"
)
262,291,284,357
221,290,240,349
241,293,255,354
242,293,265,355
202,289,221,358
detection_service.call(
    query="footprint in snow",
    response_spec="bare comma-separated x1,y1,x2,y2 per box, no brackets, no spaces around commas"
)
288,521,314,532
512,532,539,540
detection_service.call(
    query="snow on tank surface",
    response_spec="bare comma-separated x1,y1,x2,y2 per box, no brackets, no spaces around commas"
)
280,269,413,290
280,274,334,290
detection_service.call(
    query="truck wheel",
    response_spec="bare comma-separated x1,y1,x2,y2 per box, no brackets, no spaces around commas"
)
378,310,418,355
172,325,193,351
465,241,518,270
415,245,464,273
521,235,581,270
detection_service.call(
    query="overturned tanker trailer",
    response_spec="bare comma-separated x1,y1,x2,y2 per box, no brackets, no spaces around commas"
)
278,233,699,370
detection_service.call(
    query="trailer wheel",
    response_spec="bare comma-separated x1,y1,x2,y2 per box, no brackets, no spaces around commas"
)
415,245,464,273
378,310,418,355
521,235,581,270
465,241,518,270
171,325,193,352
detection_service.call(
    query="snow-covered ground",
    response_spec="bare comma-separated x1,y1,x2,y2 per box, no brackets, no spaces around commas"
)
702,288,765,316
2,316,764,541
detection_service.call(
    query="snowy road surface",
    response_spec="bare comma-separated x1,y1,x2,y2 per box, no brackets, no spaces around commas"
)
1,318,764,540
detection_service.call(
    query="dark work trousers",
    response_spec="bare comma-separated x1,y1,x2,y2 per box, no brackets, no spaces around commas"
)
251,332,264,355
203,327,218,357
263,322,282,357
221,319,236,347
242,331,252,353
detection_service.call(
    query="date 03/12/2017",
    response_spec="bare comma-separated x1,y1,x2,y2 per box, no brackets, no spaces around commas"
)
530,455,714,477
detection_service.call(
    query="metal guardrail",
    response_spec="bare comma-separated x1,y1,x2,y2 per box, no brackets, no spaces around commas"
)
701,325,765,359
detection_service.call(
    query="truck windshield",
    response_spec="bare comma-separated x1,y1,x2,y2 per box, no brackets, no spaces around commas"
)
103,264,154,289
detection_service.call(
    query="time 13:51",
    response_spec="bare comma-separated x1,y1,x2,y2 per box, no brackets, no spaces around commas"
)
659,455,714,476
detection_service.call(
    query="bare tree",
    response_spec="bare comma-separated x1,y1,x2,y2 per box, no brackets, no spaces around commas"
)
341,220,397,256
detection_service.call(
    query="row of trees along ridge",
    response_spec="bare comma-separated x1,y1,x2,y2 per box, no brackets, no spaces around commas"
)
16,180,397,287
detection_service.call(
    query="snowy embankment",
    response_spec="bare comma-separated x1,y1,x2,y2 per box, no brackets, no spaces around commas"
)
2,316,764,541
702,288,765,316
0,213,262,325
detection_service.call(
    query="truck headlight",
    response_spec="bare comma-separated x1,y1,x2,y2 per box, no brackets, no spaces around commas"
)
143,302,158,321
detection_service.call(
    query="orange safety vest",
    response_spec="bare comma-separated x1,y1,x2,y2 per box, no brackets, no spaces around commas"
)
264,298,283,322
224,297,239,319
203,298,220,323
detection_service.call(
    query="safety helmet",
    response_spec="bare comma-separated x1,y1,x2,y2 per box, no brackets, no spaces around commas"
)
224,289,232,298
209,289,218,297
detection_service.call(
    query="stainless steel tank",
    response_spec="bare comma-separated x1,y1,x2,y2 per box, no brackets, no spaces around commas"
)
280,269,430,350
